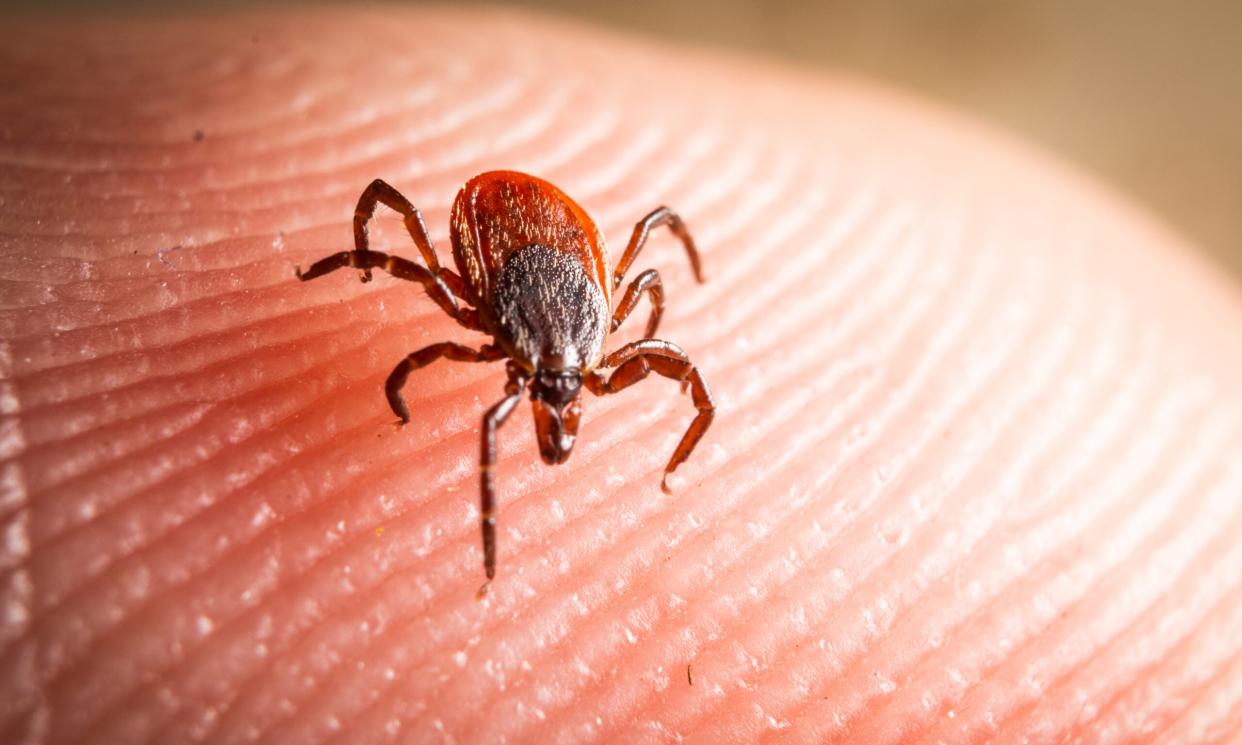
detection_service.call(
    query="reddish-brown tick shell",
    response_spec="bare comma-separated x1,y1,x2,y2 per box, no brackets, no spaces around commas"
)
450,170,612,316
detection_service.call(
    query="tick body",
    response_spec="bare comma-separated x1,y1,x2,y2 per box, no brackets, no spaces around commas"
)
297,171,713,582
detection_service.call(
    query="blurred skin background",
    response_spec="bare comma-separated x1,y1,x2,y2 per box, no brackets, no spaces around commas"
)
8,0,1239,278
492,0,1242,282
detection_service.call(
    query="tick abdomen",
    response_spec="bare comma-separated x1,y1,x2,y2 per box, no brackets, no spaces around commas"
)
493,242,609,370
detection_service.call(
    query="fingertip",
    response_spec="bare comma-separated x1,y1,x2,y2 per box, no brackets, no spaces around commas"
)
20,7,1242,743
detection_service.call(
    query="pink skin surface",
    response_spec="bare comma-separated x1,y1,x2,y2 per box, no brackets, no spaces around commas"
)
4,7,1242,744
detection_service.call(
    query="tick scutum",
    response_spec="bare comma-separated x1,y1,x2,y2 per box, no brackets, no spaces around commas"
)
493,242,609,372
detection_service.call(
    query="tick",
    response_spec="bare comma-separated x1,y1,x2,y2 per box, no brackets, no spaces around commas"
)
296,171,714,581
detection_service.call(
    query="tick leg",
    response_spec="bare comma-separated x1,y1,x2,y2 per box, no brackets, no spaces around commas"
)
612,206,704,290
385,342,506,423
587,339,715,493
353,178,441,272
352,179,472,300
297,248,471,320
481,363,528,581
297,178,476,317
296,249,483,331
611,268,664,339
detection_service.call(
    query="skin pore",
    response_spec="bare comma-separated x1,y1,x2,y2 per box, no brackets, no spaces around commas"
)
5,7,1242,744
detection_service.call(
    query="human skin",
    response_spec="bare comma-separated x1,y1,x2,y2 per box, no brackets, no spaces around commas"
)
4,6,1242,744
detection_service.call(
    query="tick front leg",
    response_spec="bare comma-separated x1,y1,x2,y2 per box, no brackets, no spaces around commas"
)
352,179,472,299
480,363,528,582
385,342,506,423
611,268,664,339
588,339,715,492
612,206,704,290
296,249,482,331
354,178,440,273
297,178,472,310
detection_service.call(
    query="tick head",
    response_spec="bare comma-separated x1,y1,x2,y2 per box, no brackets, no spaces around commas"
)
530,370,583,465
531,369,582,409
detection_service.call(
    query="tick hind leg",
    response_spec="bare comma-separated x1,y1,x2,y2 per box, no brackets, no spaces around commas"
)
385,342,506,423
586,339,714,492
612,206,705,290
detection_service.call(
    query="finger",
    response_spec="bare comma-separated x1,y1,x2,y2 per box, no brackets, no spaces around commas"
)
5,7,1242,745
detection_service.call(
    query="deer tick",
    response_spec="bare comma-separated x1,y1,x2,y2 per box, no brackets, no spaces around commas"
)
296,171,714,582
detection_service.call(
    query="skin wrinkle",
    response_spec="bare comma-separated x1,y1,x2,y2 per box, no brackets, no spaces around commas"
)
706,304,1104,740
663,229,1074,740
921,419,1236,745
9,78,645,299
0,50,529,250
608,129,1222,740
883,392,1207,744
903,420,1228,744
60,412,434,745
1090,554,1242,742
24,402,212,498
83,286,640,740
7,7,1242,744
26,310,397,518
991,323,1149,533
33,318,419,623
37,335,447,596
1042,499,1242,742
0,22,493,174
995,441,1242,741
774,291,1148,737
11,268,349,369
23,285,445,477
19,303,382,446
819,326,1157,740
24,310,390,480
1152,639,1242,743
36,322,481,650
14,232,443,373
804,427,1162,740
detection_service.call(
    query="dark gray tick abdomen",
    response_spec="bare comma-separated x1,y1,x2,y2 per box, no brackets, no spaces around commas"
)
493,243,609,370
